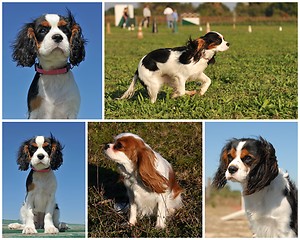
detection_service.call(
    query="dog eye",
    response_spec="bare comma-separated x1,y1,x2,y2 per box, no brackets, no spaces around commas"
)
29,145,38,153
114,142,123,150
242,156,253,164
59,25,70,35
227,154,233,161
38,26,50,34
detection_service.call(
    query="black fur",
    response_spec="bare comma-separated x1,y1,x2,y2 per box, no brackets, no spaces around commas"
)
284,177,298,235
27,72,40,116
12,22,38,67
245,137,278,195
142,49,171,71
66,10,86,66
49,134,64,170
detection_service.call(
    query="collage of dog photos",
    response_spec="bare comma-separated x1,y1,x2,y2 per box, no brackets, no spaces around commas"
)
0,1,298,239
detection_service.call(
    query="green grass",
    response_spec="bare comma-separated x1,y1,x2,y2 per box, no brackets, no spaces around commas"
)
88,122,202,237
2,220,85,238
105,23,297,119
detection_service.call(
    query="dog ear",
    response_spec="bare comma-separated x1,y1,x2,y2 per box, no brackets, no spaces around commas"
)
17,140,31,171
67,10,86,66
12,23,38,67
245,137,278,195
212,147,230,189
49,134,64,170
137,147,168,193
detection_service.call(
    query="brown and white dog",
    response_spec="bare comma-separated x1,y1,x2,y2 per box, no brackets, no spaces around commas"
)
119,31,229,103
104,133,182,228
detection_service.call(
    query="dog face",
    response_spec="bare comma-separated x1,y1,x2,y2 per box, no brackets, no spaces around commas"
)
200,31,230,52
213,137,279,195
17,135,63,171
12,10,86,68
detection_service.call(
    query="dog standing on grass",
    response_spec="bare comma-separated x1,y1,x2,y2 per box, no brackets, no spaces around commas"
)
119,31,229,103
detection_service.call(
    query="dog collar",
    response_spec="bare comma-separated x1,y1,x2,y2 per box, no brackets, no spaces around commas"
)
31,167,51,173
35,63,71,75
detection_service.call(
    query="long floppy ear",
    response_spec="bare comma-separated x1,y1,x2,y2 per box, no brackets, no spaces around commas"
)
212,145,231,189
245,137,278,195
49,134,64,170
12,22,37,67
67,10,86,66
17,140,31,171
179,37,206,64
137,147,168,193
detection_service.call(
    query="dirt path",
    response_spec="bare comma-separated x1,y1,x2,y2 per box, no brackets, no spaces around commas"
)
205,204,253,238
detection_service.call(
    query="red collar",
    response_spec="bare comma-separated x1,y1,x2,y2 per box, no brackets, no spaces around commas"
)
35,63,71,75
32,167,51,173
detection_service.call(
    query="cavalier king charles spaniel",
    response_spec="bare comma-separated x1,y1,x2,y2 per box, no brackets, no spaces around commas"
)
12,10,86,119
104,133,182,228
119,31,229,103
212,137,297,238
8,135,67,234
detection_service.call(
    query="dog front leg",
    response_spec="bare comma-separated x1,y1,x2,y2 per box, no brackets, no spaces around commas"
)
155,197,166,229
129,202,137,226
44,196,59,234
22,202,37,234
199,73,212,95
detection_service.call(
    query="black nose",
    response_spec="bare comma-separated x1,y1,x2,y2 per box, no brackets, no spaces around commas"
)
228,165,238,174
52,34,63,43
37,154,45,160
104,144,110,150
226,42,230,47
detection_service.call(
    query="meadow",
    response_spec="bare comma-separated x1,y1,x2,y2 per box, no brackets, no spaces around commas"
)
88,122,202,237
105,23,297,119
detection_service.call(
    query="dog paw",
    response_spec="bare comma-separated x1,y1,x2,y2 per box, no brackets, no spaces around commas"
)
22,226,37,234
185,90,197,96
44,225,59,234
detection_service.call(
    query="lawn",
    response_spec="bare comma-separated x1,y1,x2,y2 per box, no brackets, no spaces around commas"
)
88,122,202,237
105,23,297,119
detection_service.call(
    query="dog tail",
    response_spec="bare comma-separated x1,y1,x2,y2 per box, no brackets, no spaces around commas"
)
117,70,139,100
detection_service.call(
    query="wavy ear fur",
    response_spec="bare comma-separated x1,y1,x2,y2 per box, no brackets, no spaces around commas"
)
245,137,278,195
12,22,37,67
212,141,234,189
67,10,86,66
137,147,168,193
49,134,64,170
17,140,32,171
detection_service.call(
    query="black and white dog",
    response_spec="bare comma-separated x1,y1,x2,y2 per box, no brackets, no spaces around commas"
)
12,10,86,119
213,137,297,238
119,31,229,103
8,135,67,234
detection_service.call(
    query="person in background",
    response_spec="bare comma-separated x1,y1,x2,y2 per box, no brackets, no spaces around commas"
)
172,9,179,33
142,4,151,28
163,5,173,28
122,7,129,28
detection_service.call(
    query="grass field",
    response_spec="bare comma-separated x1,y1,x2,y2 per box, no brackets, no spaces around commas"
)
2,220,85,238
88,122,202,237
105,23,297,119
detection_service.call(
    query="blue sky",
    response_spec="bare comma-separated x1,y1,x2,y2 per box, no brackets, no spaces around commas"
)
2,122,86,225
205,121,298,191
2,2,102,119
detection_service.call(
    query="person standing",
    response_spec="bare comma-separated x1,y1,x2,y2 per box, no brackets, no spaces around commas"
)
163,5,173,28
142,4,151,28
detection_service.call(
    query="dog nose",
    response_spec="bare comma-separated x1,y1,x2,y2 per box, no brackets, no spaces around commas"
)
52,34,63,43
104,144,110,150
228,165,238,174
226,42,230,47
37,154,45,160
